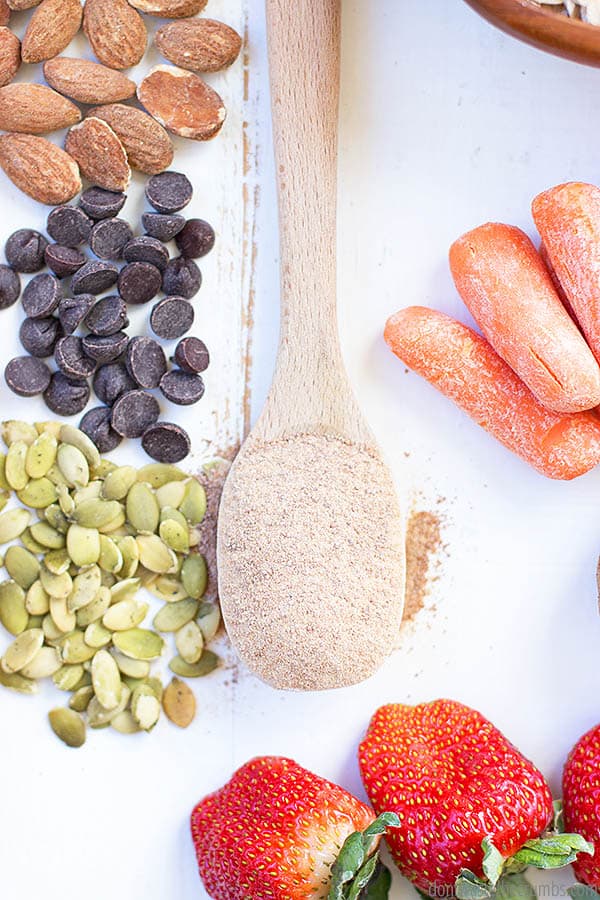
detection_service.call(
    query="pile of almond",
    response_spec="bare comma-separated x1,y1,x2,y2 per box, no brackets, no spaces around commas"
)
0,0,242,204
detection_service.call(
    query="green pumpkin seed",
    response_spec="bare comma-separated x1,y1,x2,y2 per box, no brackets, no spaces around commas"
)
153,598,198,633
137,463,186,488
20,529,45,554
25,432,57,478
49,595,76,632
84,622,111,648
69,685,94,712
111,710,141,734
91,648,122,710
0,507,30,544
179,478,206,525
126,482,160,535
53,663,84,691
0,580,28,635
43,504,68,533
145,676,163,700
175,620,204,664
35,421,62,439
147,575,188,604
59,425,101,468
25,580,49,616
87,684,130,727
109,577,141,605
5,545,40,589
21,645,61,678
46,462,69,487
155,479,187,509
60,630,96,664
102,466,137,501
30,521,65,550
0,454,8,490
98,536,123,574
110,649,150,679
169,650,220,679
26,614,43,628
103,597,148,631
98,510,127,534
113,628,164,661
2,421,37,447
41,566,72,599
5,441,28,490
17,477,57,509
90,459,117,479
2,627,44,673
44,549,70,575
116,536,139,579
131,684,161,731
56,484,75,516
48,708,86,748
76,586,111,627
43,613,64,644
66,524,101,568
0,668,37,694
101,571,116,589
0,491,7,513
68,566,102,612
181,555,208,600
57,443,89,488
136,534,178,574
137,565,158,589
73,481,102,505
159,517,189,552
72,498,122,529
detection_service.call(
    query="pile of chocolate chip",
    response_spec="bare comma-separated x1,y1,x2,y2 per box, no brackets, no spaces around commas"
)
1,172,212,464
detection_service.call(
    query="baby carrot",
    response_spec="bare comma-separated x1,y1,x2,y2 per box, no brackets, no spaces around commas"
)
449,223,600,413
384,306,600,480
539,241,580,326
533,182,600,363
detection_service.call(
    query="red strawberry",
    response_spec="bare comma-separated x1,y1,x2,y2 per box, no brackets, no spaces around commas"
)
359,700,554,894
563,722,600,889
191,756,398,900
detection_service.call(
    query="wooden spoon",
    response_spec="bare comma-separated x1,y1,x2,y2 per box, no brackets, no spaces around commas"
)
217,0,405,692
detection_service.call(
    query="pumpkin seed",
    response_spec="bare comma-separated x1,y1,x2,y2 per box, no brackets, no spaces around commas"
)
72,498,122,529
153,598,198,633
53,663,84,691
181,555,208,600
49,595,76,632
159,517,189,552
2,421,37,447
48,708,86,748
43,613,64,643
111,710,141,734
101,571,116,589
109,577,141,605
25,580,49,616
137,463,186,488
110,650,150,679
56,484,75,516
2,627,44,672
66,525,101,568
60,630,96,664
46,463,68,486
68,566,102,612
59,425,101,468
25,432,57,478
136,534,178,574
41,566,72,599
76,586,111,627
0,507,30,544
57,443,89,488
113,628,164,660
84,621,111,648
91,649,122,710
131,683,161,730
35,421,62,439
127,482,160,535
44,549,70,575
87,684,130,728
30,522,65,550
20,529,45,554
147,575,188,604
103,597,147,631
21,645,61,678
69,685,94,712
98,536,123,574
103,466,137,501
90,459,117,479
0,668,37,694
26,614,43,628
17,477,57,509
137,565,158,588
73,481,103,505
169,650,220,679
0,580,28,635
0,491,7,513
162,677,196,728
117,536,139,578
0,455,7,491
145,676,163,700
175,620,204,664
5,441,28,490
155,479,187,509
98,510,126,534
5,545,40,589
179,478,206,525
44,504,68,533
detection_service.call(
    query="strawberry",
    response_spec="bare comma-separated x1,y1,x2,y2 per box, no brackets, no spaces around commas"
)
359,700,559,895
190,756,399,900
563,722,600,889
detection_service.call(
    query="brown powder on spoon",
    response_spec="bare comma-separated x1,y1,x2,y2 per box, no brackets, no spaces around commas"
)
218,432,405,692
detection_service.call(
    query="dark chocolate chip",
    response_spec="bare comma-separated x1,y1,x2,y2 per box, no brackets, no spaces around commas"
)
175,219,215,259
150,296,194,340
162,257,201,300
145,172,192,214
0,265,21,309
43,372,90,416
79,406,121,453
54,335,96,379
126,336,167,389
58,294,96,335
5,229,48,273
79,188,126,221
84,295,129,336
72,260,119,296
159,369,204,406
142,422,190,463
20,316,63,358
111,390,160,438
142,212,185,242
118,262,162,305
173,336,209,373
5,356,51,397
45,244,86,279
122,236,169,271
21,273,62,318
47,206,92,247
93,362,136,406
89,218,134,260
82,332,128,364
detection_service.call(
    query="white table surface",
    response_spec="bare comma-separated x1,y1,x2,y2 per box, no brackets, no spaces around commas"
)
4,1,600,898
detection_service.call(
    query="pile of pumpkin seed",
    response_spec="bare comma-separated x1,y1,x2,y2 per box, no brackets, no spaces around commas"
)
0,420,220,748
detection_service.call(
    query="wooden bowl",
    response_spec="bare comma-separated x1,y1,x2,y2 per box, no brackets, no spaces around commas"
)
464,0,600,67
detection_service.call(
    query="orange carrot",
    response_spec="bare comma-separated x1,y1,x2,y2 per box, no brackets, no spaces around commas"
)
533,182,600,363
539,241,579,325
449,223,600,414
384,306,600,480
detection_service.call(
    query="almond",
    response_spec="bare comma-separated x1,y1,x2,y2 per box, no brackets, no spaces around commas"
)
44,57,136,105
128,0,207,17
22,0,83,64
137,65,226,141
65,117,131,192
84,0,147,70
88,103,174,175
0,27,20,87
155,18,242,73
7,0,39,9
0,83,80,133
0,1,10,26
0,133,81,204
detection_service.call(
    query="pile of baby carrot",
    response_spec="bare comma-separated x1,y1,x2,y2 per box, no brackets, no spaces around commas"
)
385,182,600,480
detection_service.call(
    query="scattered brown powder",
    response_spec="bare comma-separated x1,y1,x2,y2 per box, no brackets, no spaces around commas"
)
403,511,442,623
195,459,231,605
217,433,405,692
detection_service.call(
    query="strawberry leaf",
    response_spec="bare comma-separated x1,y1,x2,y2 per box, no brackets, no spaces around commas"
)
328,813,399,900
359,861,392,899
512,835,594,869
482,837,505,887
456,870,493,900
494,873,537,900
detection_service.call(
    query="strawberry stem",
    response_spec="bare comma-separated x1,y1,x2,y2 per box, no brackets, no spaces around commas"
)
328,812,400,900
